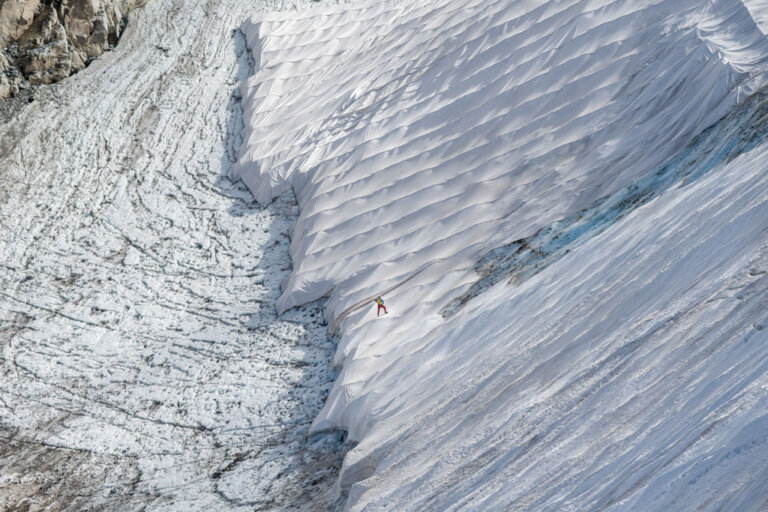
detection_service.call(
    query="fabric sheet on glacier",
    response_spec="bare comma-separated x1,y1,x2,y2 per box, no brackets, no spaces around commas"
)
335,124,768,511
232,0,768,509
233,0,768,318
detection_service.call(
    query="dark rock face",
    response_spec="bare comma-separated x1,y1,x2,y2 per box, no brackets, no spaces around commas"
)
0,0,147,98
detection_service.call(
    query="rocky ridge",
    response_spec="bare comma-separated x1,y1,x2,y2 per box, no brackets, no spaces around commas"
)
0,0,146,99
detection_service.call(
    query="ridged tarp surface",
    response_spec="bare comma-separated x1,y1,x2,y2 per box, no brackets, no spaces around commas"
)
232,0,768,509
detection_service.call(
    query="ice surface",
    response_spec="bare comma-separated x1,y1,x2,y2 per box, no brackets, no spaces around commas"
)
232,0,768,509
0,1,358,510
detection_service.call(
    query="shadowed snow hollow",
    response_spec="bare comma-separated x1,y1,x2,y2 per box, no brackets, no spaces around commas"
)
231,0,768,509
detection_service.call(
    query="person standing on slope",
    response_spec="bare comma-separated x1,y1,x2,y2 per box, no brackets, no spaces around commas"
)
375,296,388,316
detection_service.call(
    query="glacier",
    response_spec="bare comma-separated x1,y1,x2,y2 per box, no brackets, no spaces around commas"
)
2,0,768,509
230,0,768,509
0,0,356,510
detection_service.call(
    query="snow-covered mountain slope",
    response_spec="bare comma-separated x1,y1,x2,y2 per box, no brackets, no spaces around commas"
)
231,0,768,509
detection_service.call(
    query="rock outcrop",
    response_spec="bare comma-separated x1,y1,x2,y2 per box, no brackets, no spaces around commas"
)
0,0,146,99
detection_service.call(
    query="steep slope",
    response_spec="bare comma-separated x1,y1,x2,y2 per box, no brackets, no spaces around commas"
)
234,0,768,318
335,122,768,511
232,0,768,509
